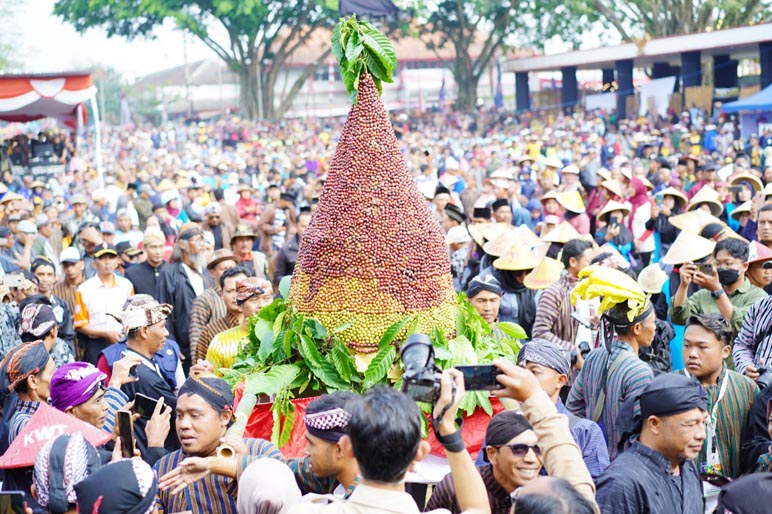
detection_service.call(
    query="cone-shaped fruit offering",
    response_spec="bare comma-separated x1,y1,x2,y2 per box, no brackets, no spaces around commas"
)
289,16,456,353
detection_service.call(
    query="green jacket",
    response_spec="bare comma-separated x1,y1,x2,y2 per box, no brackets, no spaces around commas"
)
669,279,767,335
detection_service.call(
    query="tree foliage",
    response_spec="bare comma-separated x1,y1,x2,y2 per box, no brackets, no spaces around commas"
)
415,0,597,111
587,0,772,39
53,0,338,119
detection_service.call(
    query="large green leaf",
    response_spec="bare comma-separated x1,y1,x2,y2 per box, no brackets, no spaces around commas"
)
498,322,527,340
298,335,349,390
272,310,287,340
364,52,391,83
363,344,396,389
244,364,300,396
331,21,344,63
328,340,358,383
360,29,397,74
345,30,363,62
278,275,292,300
449,336,477,365
378,317,410,348
254,319,275,362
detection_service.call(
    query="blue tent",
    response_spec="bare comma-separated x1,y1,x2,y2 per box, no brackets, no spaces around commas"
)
722,83,772,113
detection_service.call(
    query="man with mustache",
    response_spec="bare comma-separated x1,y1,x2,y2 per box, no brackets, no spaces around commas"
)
156,223,212,370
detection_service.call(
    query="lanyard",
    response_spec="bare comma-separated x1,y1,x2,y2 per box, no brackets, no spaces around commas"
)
709,373,729,430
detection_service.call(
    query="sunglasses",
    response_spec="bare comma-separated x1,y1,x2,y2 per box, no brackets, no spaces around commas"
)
492,443,542,458
762,262,772,270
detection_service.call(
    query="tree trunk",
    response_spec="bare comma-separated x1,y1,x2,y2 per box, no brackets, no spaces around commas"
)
238,61,260,120
453,59,479,111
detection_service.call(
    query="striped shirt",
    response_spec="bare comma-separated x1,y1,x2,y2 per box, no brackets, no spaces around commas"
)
676,368,758,478
53,275,85,317
154,439,282,514
206,325,250,373
732,295,772,375
531,271,579,350
194,312,240,362
102,386,130,435
8,400,40,444
426,464,513,514
567,339,654,460
189,287,226,360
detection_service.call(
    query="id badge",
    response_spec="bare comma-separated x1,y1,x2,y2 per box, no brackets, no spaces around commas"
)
702,423,723,499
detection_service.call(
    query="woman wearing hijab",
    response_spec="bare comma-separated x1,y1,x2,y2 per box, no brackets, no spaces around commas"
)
626,178,655,267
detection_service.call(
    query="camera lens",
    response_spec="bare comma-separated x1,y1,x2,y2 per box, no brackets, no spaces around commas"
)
400,333,433,370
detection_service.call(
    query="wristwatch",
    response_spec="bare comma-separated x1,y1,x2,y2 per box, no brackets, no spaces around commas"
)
710,289,725,299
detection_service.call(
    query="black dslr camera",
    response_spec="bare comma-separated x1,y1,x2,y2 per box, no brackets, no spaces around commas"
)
400,333,443,404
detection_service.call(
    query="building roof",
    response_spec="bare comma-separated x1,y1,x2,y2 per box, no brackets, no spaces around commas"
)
503,22,772,73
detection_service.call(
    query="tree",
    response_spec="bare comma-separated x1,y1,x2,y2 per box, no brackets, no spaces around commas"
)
53,0,338,119
416,0,596,111
588,0,772,39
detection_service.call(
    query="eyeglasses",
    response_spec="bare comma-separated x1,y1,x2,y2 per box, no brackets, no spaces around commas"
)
492,443,542,458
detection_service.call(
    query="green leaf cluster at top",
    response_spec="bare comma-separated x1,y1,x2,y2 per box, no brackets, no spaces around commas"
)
226,292,524,448
331,15,397,102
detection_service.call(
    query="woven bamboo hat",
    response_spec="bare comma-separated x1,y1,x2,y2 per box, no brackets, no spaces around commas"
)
686,186,723,216
523,257,564,289
660,231,716,265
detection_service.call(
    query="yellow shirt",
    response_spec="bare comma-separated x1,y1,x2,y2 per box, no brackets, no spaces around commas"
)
205,325,250,373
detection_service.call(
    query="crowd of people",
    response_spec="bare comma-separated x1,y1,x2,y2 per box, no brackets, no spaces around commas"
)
0,105,771,514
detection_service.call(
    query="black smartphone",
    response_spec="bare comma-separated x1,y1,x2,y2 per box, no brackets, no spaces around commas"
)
133,392,160,420
0,491,26,514
607,215,619,226
117,410,134,458
456,365,504,391
727,185,743,194
128,364,139,379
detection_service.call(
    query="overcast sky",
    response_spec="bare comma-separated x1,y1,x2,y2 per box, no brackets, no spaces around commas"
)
10,0,213,82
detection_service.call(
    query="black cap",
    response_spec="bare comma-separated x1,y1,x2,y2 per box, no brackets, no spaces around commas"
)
93,242,119,258
473,206,491,220
444,204,466,224
115,241,142,257
435,185,451,197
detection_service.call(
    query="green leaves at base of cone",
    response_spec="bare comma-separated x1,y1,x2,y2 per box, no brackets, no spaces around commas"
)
332,15,397,102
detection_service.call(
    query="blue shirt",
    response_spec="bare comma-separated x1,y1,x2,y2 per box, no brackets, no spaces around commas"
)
556,399,610,479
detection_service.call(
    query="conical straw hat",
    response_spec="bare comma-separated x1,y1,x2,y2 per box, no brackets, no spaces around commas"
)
748,240,772,264
596,168,611,181
660,231,716,265
600,180,624,199
468,224,485,247
476,222,510,242
483,228,518,257
730,200,752,221
524,257,564,289
669,209,724,234
541,221,580,244
730,172,763,193
637,263,668,294
543,155,563,169
687,186,723,216
597,200,631,220
493,245,543,271
557,190,586,213
540,190,560,204
658,187,688,208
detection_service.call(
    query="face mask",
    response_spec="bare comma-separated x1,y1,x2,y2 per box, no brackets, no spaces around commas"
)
717,268,739,285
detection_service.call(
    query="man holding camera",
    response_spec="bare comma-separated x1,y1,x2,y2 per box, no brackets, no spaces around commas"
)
671,239,766,336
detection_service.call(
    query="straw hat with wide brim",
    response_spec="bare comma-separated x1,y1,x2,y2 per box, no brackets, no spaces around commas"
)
687,186,723,216
518,155,535,166
543,156,563,169
483,225,540,257
475,222,511,243
557,190,586,214
524,257,565,290
730,172,763,193
540,190,560,204
493,246,543,271
748,241,772,264
596,168,612,182
637,263,668,294
669,209,724,234
541,221,580,244
658,187,688,208
763,182,772,199
600,180,624,199
597,200,631,221
0,192,23,204
660,231,716,265
730,200,752,221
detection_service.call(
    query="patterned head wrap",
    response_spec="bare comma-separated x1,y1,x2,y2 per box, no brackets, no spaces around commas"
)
517,338,571,377
49,362,107,412
235,277,274,303
305,408,351,443
74,459,157,514
178,374,234,413
19,303,57,338
34,433,101,514
1,342,50,392
118,296,173,334
142,228,165,246
467,275,504,298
